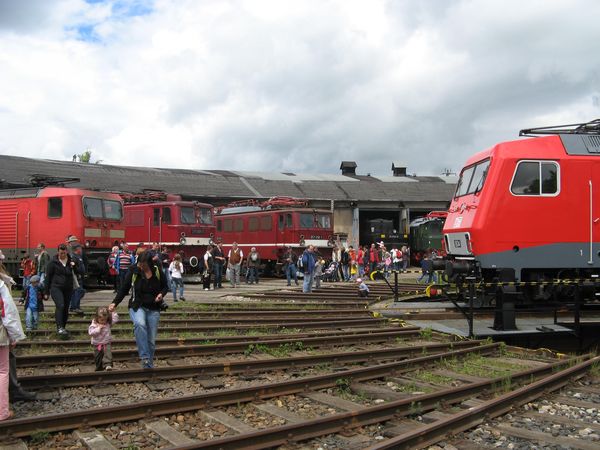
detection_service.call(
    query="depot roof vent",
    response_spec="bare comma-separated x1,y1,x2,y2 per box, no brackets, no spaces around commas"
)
340,161,357,176
392,162,407,176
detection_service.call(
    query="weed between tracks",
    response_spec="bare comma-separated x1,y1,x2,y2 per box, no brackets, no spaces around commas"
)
441,353,524,378
244,341,313,357
419,327,434,340
29,431,50,444
411,370,454,386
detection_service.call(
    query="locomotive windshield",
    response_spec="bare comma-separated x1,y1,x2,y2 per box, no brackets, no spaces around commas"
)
181,206,212,225
299,213,331,228
82,198,123,220
455,159,490,198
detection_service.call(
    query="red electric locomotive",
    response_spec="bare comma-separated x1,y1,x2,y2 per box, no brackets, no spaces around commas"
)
122,193,215,272
0,185,125,283
443,119,600,303
215,197,334,274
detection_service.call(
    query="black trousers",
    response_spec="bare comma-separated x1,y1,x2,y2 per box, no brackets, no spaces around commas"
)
94,344,113,371
50,286,73,329
203,272,212,289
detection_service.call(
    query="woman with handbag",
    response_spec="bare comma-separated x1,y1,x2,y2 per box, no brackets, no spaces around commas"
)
43,243,82,336
0,263,26,420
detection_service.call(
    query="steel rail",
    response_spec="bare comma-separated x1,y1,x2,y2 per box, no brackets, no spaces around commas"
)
30,314,374,326
365,355,600,449
16,326,405,349
25,317,387,337
167,355,595,450
16,327,420,367
36,308,373,320
19,340,481,390
0,343,499,438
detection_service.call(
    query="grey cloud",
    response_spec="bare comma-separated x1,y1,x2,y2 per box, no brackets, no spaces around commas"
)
0,0,68,32
1,0,600,178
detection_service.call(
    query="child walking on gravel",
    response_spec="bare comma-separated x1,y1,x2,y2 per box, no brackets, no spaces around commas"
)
88,306,119,371
24,275,44,331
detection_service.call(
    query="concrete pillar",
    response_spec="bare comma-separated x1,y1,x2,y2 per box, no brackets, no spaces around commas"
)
352,207,360,248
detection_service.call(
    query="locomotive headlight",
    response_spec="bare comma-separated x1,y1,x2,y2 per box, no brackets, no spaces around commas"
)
465,234,473,254
91,240,97,247
85,240,90,247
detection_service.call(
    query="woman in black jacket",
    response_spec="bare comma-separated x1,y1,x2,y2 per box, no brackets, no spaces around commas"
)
109,251,168,369
43,243,81,336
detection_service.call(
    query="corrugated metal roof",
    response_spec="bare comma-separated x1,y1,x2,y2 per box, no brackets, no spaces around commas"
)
0,155,456,203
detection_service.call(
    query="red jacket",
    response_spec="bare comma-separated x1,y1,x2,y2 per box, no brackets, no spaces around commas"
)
21,259,35,277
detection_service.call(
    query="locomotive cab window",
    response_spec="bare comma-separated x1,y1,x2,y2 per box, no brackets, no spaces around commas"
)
48,197,62,218
511,161,559,196
299,213,314,228
180,207,195,224
317,214,331,228
199,208,212,225
83,198,123,220
455,159,490,198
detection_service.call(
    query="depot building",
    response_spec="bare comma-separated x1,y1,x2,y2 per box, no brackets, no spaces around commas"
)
0,155,456,248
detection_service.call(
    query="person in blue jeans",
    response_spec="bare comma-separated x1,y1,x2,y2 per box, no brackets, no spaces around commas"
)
24,275,44,331
110,251,168,369
301,245,316,293
283,247,298,286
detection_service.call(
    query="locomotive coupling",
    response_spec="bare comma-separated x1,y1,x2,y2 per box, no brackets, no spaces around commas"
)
444,259,476,279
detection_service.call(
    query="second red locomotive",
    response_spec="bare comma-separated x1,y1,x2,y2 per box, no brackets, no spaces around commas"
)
123,193,215,272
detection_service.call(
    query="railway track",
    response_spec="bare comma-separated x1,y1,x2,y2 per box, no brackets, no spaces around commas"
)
6,283,596,449
16,326,403,350
5,341,597,449
24,317,389,338
16,327,419,367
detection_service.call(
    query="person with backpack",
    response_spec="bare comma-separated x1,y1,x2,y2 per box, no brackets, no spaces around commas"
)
109,251,168,369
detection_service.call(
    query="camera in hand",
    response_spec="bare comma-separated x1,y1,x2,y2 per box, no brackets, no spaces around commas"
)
159,301,169,312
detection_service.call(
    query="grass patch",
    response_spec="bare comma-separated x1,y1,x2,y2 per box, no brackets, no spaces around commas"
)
411,370,454,386
419,327,433,340
30,431,50,444
244,341,309,358
441,354,523,378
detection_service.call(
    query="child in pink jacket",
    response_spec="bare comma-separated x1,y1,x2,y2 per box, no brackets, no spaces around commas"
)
88,306,118,371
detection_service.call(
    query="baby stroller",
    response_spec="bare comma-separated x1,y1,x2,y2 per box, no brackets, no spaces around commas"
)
322,261,339,282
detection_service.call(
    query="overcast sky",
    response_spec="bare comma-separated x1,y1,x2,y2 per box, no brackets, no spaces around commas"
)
0,0,599,177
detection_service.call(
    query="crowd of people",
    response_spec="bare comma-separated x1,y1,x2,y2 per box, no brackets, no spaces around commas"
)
285,242,412,295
